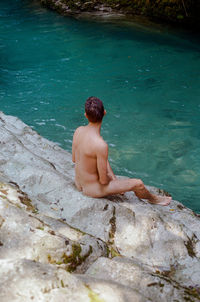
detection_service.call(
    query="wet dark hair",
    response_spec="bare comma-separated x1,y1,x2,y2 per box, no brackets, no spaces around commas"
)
85,96,104,123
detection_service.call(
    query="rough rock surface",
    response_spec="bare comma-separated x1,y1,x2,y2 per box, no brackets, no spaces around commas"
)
0,111,200,301
39,0,200,29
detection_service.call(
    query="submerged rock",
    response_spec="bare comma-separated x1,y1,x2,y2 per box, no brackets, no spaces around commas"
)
0,111,199,301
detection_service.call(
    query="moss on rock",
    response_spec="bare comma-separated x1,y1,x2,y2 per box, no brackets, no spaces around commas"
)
0,182,38,213
47,243,94,272
85,284,105,302
108,206,116,244
39,0,200,28
184,235,197,258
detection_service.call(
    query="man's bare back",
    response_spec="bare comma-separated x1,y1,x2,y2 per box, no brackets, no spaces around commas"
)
72,124,108,194
72,97,171,206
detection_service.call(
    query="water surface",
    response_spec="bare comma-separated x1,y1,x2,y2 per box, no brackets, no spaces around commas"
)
1,0,200,212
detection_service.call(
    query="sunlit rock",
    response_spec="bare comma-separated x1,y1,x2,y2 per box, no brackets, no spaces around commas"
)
0,111,200,301
0,259,90,302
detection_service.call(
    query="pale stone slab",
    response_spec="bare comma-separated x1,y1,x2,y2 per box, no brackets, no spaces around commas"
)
0,259,90,302
85,256,200,301
0,111,200,301
0,182,107,273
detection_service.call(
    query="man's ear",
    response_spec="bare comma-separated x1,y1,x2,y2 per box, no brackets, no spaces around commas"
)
104,110,107,116
84,112,88,119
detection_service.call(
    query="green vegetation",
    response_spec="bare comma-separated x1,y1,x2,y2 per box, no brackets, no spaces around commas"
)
184,235,197,258
0,182,38,213
40,0,200,28
48,243,93,272
85,284,105,302
108,206,116,244
107,206,121,258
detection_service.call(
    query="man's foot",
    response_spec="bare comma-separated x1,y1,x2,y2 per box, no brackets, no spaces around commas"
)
148,195,172,206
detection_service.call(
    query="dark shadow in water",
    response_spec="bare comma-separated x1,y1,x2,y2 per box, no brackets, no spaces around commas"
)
6,0,200,54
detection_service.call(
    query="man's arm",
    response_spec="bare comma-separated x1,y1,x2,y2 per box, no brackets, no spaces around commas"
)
72,148,75,163
97,143,110,185
107,161,116,181
72,127,83,163
72,129,78,163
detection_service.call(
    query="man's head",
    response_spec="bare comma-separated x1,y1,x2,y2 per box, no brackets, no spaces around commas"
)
85,96,105,123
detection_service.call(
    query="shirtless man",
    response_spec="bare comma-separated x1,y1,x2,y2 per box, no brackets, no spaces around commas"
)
72,96,171,206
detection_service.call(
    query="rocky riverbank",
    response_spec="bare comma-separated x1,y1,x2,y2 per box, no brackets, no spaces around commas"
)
0,111,200,301
39,0,200,29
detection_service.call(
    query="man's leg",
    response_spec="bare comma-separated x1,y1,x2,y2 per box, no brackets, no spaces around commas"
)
83,178,171,206
129,179,172,205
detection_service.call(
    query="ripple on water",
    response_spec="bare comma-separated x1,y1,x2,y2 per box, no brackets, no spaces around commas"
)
0,0,200,212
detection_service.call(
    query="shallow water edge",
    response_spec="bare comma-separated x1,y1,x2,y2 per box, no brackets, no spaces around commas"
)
1,0,200,213
39,0,200,30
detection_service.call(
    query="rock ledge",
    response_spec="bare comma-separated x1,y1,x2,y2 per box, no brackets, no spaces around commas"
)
0,112,200,301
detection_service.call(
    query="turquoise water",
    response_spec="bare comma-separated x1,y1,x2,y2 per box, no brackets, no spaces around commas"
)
1,0,200,212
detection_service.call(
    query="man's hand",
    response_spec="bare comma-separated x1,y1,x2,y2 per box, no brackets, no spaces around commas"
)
107,161,116,181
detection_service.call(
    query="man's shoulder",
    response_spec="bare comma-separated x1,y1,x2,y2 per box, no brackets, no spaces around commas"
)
73,126,84,137
75,126,84,133
96,137,108,152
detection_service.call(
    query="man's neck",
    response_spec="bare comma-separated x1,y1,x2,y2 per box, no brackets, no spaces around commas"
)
87,122,102,135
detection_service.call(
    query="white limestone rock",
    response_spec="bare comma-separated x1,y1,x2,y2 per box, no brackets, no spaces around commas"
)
84,256,200,302
0,181,107,273
0,111,200,301
0,259,90,302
